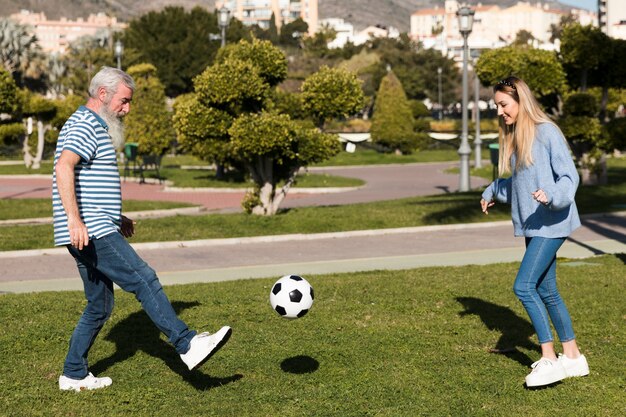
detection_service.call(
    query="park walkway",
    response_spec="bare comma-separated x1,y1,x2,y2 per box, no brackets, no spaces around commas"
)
1,163,624,294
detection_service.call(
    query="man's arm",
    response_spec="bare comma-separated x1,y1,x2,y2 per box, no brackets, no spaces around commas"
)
55,150,89,249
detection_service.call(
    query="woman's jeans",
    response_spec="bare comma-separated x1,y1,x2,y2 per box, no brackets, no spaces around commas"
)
63,232,195,379
513,236,575,345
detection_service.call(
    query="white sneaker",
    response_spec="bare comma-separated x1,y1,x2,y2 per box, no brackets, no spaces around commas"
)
525,357,567,387
59,372,112,392
180,326,232,371
558,353,590,378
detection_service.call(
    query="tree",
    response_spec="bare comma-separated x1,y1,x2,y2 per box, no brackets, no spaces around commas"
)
476,46,567,114
300,66,364,129
230,112,339,215
370,71,418,154
0,66,23,149
365,37,459,103
267,13,279,44
0,66,18,115
124,63,174,156
172,92,234,172
560,24,611,92
60,36,114,97
19,89,56,168
301,26,336,58
558,93,610,185
174,39,349,215
589,37,626,121
279,18,308,47
0,18,44,88
549,14,576,43
124,6,250,97
513,29,535,47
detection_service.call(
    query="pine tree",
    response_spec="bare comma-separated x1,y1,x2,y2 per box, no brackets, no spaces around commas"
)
371,70,417,154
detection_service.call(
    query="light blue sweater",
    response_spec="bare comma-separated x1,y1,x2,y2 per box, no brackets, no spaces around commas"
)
481,123,581,238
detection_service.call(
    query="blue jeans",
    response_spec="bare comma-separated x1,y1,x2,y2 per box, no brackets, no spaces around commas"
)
513,236,576,345
63,232,195,379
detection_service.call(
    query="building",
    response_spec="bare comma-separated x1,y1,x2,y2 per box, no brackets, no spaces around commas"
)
599,0,626,39
410,0,597,58
216,0,318,35
9,10,125,54
319,18,355,49
319,18,400,49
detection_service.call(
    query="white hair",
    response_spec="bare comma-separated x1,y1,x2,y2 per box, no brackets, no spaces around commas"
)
88,66,135,98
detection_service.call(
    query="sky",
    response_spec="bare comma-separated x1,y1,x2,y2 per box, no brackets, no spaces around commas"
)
558,0,598,12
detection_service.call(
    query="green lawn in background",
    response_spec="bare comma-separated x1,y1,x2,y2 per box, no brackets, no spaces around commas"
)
0,255,623,416
316,147,492,166
0,192,511,251
0,199,196,221
2,158,624,251
0,161,53,175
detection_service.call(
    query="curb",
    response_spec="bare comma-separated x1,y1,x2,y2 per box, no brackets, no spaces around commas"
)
1,212,624,259
0,220,513,258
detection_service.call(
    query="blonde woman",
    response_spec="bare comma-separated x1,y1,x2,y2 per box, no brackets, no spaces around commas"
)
480,76,589,388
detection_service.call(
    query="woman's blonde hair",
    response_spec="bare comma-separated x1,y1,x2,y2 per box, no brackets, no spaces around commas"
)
494,76,553,175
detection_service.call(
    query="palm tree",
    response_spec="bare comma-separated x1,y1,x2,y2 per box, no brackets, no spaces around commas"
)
0,18,43,86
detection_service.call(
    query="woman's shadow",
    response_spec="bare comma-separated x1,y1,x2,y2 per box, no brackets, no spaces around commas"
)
90,301,242,390
456,297,539,367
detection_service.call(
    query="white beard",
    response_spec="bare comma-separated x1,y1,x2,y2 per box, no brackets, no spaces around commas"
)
99,107,125,150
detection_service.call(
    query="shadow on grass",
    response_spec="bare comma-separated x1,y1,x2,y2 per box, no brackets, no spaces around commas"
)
574,216,626,258
90,301,242,391
419,193,501,224
280,355,319,374
456,297,539,367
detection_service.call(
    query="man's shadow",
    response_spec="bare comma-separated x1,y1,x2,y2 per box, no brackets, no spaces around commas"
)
90,301,242,390
456,297,539,367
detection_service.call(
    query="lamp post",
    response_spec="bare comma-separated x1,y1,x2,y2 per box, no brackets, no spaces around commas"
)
114,39,123,70
456,5,474,192
217,5,232,48
437,67,443,121
472,49,482,168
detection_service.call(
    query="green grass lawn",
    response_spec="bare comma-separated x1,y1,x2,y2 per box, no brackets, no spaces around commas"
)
0,192,511,251
316,147,491,166
0,199,196,221
0,255,623,416
2,158,624,251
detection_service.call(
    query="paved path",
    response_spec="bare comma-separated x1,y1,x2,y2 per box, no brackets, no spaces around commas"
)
0,162,489,212
1,164,624,294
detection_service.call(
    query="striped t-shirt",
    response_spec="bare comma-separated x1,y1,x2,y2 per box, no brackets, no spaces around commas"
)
52,106,122,246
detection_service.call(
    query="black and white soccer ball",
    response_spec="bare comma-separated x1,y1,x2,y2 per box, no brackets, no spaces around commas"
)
270,275,314,319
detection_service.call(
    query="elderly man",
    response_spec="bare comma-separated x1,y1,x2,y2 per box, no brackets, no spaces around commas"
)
53,66,231,392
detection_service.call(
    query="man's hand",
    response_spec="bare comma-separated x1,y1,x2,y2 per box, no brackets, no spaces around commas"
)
68,216,89,250
121,215,136,238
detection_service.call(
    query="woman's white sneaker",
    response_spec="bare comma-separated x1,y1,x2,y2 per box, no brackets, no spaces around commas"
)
525,358,567,387
558,353,590,377
59,372,112,391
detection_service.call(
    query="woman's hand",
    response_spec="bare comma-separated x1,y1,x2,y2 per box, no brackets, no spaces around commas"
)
532,189,549,205
480,198,495,214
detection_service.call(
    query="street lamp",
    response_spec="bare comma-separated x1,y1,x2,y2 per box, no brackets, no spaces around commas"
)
472,49,482,168
114,39,123,70
456,5,474,192
217,6,232,48
437,67,443,121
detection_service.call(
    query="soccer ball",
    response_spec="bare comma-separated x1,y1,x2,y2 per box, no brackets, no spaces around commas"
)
270,275,314,319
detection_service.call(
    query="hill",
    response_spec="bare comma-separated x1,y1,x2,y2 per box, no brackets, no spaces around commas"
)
0,0,577,31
